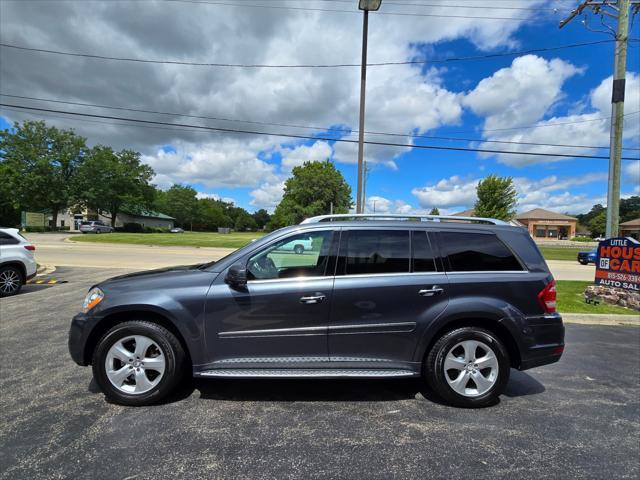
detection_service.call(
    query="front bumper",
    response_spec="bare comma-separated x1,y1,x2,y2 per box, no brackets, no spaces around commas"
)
518,313,565,370
68,312,99,366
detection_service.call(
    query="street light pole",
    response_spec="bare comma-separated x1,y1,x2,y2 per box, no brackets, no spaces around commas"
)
356,0,382,214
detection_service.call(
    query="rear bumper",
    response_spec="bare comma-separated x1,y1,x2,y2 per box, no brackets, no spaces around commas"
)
518,313,565,370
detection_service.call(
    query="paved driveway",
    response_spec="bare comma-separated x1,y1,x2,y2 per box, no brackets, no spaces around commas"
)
0,267,638,479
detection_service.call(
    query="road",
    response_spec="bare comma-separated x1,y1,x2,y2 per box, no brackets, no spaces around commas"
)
24,233,596,280
25,232,235,270
0,266,638,479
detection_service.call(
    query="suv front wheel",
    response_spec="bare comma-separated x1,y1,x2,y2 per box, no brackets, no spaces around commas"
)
425,327,510,408
92,321,185,406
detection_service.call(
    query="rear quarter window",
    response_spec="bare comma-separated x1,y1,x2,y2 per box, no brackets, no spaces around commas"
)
438,231,524,272
0,232,20,245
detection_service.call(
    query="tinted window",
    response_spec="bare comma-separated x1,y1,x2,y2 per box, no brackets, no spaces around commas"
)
343,230,410,275
412,231,436,272
439,232,523,272
0,232,19,245
247,231,333,280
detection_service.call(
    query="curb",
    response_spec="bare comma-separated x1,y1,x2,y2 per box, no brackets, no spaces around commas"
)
36,264,56,276
562,313,639,326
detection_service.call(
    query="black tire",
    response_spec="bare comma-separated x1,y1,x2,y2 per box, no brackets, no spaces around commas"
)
92,320,186,406
0,265,23,297
579,260,588,265
424,327,510,408
294,244,304,254
95,230,101,234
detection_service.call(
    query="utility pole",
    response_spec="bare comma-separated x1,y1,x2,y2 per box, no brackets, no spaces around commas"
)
356,8,369,214
560,0,637,237
356,0,382,214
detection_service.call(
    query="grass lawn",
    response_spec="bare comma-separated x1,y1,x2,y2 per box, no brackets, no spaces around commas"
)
69,231,265,249
556,280,637,315
538,246,589,261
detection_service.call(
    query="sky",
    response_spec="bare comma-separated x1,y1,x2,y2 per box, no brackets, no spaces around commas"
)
0,0,639,215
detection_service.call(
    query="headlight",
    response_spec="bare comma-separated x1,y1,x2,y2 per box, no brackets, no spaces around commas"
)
83,287,104,313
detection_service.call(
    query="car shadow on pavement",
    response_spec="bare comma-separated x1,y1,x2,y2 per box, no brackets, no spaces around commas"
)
503,369,546,397
88,369,545,405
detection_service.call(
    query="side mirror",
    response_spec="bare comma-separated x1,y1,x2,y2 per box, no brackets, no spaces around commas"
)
225,263,247,290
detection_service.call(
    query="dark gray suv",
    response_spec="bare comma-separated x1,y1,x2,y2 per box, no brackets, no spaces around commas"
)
69,214,564,407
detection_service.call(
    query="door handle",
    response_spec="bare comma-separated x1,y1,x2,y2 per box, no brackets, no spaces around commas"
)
300,294,326,304
419,286,444,297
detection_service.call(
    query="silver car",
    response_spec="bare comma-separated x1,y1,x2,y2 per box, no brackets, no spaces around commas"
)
79,221,113,234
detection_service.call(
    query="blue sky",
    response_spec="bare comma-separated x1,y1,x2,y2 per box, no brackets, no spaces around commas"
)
1,0,638,215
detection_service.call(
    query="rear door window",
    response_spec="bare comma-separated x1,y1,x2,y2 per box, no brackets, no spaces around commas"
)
340,230,410,275
438,231,524,272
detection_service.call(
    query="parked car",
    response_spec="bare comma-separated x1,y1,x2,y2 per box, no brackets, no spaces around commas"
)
69,214,564,408
170,228,185,233
0,228,37,297
577,249,597,265
276,235,313,254
80,221,113,234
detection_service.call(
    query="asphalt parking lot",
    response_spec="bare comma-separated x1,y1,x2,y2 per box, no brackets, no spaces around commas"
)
0,267,638,479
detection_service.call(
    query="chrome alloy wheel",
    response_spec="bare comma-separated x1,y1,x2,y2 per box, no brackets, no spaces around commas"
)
0,269,21,295
443,340,499,397
105,335,165,394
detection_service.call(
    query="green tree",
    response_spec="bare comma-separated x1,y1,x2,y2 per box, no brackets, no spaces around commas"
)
0,120,87,228
620,196,640,223
429,207,440,215
252,209,271,229
234,211,258,231
268,160,352,229
76,146,154,227
155,184,199,229
588,210,607,237
197,198,233,231
474,175,517,221
0,162,21,227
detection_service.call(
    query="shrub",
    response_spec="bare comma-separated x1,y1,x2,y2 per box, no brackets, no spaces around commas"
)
122,222,144,233
571,236,595,242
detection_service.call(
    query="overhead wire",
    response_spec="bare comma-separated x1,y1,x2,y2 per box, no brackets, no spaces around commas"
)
0,39,617,68
2,103,639,161
2,93,639,151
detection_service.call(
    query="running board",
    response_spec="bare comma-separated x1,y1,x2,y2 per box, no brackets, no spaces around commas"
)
195,368,418,378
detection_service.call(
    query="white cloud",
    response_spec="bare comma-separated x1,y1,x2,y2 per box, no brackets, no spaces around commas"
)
249,179,286,212
411,173,608,215
279,141,332,170
464,55,582,130
412,175,478,211
466,67,640,167
142,138,276,189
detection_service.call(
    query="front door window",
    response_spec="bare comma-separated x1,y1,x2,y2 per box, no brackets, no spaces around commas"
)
247,231,333,280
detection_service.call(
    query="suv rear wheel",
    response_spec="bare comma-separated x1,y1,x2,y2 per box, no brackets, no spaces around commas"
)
92,321,185,406
0,265,23,297
425,327,510,408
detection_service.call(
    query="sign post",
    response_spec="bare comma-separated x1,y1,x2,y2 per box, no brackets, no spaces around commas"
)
595,237,640,292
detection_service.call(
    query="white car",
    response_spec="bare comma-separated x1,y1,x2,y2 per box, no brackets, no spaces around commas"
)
0,228,37,297
277,235,313,254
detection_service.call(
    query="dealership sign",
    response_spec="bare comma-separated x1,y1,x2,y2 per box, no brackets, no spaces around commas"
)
595,237,640,291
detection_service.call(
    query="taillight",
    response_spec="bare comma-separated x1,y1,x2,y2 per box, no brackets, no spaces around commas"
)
24,245,36,251
538,279,557,313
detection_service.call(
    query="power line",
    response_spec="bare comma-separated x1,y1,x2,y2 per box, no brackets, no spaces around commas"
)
0,39,617,68
2,103,638,161
2,93,638,151
164,0,534,20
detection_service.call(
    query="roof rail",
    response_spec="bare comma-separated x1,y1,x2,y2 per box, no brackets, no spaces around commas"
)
300,213,510,226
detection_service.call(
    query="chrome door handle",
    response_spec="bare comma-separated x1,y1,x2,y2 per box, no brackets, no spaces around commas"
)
300,294,326,304
419,286,444,297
